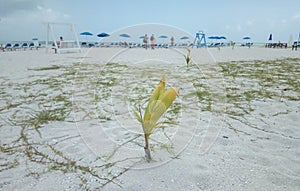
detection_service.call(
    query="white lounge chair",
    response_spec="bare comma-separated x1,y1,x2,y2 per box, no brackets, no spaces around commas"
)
5,43,12,51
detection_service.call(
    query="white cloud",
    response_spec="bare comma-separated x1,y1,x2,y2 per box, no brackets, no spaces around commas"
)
0,2,72,41
292,14,300,19
0,0,41,17
37,5,43,11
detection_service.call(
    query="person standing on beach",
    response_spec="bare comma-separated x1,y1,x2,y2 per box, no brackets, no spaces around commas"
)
170,36,174,47
150,34,155,49
58,36,63,48
230,40,235,49
54,36,63,53
143,34,148,49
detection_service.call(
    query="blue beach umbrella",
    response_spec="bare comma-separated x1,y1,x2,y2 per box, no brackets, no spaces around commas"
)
243,36,251,40
208,36,218,40
180,36,189,40
80,32,93,36
32,38,38,40
158,35,168,44
80,32,93,42
180,36,189,46
120,33,130,38
97,33,110,45
208,36,222,45
119,34,130,46
158,35,168,39
208,36,221,41
209,36,223,40
97,32,110,37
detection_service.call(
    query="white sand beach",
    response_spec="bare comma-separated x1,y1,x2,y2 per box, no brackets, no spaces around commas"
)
0,47,300,191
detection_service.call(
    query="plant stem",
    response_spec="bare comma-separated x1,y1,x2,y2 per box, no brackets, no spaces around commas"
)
144,133,151,162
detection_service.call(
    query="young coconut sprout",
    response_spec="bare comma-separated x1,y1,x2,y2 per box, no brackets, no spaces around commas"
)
134,74,178,162
184,48,192,67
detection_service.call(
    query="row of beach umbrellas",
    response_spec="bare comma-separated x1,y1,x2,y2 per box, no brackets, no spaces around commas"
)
80,32,134,42
80,31,191,41
80,31,110,38
81,31,252,42
208,36,227,40
208,36,252,40
208,36,251,40
80,32,133,38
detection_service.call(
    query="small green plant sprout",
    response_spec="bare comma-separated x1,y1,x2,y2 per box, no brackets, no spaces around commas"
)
184,48,192,66
134,74,178,162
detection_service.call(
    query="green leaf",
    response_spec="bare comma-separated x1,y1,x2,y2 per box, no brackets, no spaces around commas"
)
133,110,143,124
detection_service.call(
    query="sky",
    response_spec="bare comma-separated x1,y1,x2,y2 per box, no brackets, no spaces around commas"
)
0,0,300,43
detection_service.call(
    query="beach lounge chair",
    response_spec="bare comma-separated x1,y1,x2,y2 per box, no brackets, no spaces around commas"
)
21,43,28,50
81,42,87,47
29,43,35,50
5,43,12,51
292,41,299,51
13,43,20,51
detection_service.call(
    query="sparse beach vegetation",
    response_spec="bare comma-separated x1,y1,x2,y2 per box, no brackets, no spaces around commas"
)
1,53,299,190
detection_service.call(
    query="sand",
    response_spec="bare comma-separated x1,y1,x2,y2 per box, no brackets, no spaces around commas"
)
0,46,299,191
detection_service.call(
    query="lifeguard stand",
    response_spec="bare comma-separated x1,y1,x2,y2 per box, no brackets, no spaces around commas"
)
45,22,81,53
193,31,207,48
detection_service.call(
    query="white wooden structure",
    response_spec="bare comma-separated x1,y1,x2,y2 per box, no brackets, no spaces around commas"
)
45,22,81,53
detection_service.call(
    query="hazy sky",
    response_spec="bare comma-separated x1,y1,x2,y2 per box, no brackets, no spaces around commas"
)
0,0,299,42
